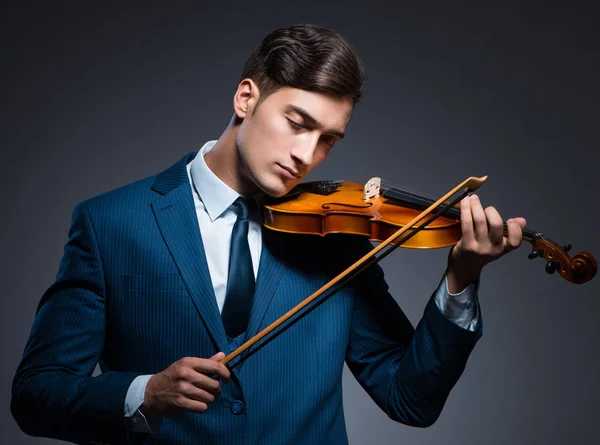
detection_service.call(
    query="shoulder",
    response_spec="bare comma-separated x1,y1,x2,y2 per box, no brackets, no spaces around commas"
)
75,175,157,217
72,152,194,222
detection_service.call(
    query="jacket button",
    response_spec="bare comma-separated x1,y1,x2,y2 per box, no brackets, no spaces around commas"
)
231,400,244,415
228,340,239,352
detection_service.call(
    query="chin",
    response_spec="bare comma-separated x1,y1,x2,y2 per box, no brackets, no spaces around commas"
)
261,184,289,198
257,176,298,198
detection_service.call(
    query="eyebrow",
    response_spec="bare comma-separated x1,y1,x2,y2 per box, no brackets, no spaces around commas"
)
286,105,345,139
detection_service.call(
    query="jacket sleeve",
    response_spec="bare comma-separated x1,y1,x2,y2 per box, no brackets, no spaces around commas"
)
11,203,141,445
344,240,482,428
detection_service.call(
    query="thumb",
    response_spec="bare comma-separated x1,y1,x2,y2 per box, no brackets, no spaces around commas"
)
209,352,225,361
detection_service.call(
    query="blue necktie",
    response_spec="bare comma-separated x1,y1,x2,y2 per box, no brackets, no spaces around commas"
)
222,196,255,338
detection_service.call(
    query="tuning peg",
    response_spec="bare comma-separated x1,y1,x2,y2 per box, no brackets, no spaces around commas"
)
561,244,572,252
545,261,558,274
528,249,544,260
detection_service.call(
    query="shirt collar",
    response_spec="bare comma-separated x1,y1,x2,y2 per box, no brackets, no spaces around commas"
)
189,140,242,222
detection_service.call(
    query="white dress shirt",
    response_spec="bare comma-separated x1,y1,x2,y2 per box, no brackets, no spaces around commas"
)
124,140,480,431
187,141,262,312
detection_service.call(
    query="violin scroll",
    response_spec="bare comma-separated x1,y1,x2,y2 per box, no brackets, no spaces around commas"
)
528,237,597,284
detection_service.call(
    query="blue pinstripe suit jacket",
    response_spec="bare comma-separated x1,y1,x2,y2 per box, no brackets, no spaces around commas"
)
12,152,482,445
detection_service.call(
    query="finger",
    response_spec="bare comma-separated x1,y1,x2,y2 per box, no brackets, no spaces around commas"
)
210,352,230,383
189,372,223,395
505,218,524,251
210,352,225,361
510,216,527,228
183,382,218,404
484,206,504,246
459,195,475,244
469,195,488,241
191,358,230,383
176,397,210,414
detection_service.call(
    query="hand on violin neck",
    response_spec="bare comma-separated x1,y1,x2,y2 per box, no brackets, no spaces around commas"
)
446,194,527,294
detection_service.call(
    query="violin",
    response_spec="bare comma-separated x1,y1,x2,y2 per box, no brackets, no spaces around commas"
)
263,177,597,285
220,176,596,367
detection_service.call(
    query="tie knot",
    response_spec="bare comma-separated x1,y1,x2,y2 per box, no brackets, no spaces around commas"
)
233,196,255,220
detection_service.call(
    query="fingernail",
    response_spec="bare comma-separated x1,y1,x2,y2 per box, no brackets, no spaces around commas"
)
470,194,479,200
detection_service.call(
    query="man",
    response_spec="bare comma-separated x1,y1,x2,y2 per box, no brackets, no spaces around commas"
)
12,24,526,444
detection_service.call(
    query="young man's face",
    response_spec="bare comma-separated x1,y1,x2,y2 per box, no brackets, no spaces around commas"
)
235,84,354,197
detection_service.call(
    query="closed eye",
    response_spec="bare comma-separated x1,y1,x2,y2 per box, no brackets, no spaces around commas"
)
321,138,336,148
287,118,305,130
288,118,336,148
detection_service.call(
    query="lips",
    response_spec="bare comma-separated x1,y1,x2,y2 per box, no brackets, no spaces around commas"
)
278,164,300,179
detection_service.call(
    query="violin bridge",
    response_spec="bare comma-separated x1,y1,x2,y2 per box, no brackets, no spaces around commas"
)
363,177,381,202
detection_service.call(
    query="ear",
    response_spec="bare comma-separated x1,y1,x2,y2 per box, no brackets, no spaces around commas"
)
233,78,260,119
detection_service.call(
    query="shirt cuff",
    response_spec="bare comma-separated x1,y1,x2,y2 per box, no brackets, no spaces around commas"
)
124,374,162,433
433,274,480,332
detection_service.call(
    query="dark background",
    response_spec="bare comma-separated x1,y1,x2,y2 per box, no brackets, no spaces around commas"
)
2,1,599,444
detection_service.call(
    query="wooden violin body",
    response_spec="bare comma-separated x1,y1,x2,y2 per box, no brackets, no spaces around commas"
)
264,180,460,248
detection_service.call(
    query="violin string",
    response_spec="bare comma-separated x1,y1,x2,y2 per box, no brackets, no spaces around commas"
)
380,179,438,201
380,179,539,239
380,180,445,209
383,187,442,209
381,181,456,211
357,178,436,204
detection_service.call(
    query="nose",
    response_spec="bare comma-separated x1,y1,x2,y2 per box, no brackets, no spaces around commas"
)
290,135,320,167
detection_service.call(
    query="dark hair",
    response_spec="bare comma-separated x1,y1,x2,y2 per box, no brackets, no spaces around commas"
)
240,24,365,106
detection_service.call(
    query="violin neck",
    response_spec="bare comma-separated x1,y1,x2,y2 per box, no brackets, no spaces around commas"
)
382,187,541,242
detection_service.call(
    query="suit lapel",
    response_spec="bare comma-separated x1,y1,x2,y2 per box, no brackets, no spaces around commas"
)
150,153,229,354
150,153,288,356
244,228,287,341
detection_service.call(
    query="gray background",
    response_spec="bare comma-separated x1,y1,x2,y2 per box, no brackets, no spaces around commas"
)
2,1,599,444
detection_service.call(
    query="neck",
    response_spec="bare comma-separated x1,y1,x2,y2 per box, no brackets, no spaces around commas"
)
204,115,259,195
